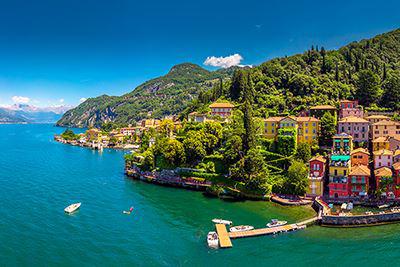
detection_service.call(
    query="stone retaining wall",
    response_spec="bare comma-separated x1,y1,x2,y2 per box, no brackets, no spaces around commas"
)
321,212,400,226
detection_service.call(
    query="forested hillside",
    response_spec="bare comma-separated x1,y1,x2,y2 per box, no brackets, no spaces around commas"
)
188,28,400,117
57,63,233,127
58,28,400,127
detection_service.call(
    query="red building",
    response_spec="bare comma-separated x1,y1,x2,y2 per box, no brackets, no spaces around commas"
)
309,155,326,177
393,162,400,198
328,178,349,198
375,167,394,199
348,165,370,197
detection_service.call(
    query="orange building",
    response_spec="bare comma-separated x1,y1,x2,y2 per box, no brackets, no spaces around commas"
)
350,148,369,166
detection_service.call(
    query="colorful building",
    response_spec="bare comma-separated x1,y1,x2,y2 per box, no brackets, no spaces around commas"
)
264,116,319,144
350,148,369,166
307,155,326,197
264,117,283,140
339,100,363,118
309,105,337,119
394,150,400,163
332,133,353,155
365,115,390,125
373,149,393,169
338,116,369,143
348,164,370,197
209,102,234,118
328,154,351,198
372,136,390,152
375,167,394,198
389,136,400,151
371,120,400,140
392,162,400,198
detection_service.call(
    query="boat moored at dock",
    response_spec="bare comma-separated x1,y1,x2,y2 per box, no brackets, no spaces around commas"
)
229,225,254,232
212,219,233,225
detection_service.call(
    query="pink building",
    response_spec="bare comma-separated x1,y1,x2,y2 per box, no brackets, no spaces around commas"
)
338,116,369,143
373,149,393,169
339,100,363,118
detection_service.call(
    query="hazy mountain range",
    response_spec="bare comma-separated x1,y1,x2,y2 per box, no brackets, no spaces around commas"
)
0,104,72,124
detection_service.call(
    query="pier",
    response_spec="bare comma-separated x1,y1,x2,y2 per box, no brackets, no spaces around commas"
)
215,217,316,248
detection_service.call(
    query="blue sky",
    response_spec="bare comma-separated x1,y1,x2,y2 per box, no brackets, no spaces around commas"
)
0,0,399,107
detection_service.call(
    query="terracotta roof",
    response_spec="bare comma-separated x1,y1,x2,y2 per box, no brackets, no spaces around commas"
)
374,167,392,177
365,115,390,119
309,155,326,163
340,100,357,103
209,102,234,108
294,116,320,122
393,161,400,170
349,164,370,176
310,105,336,110
372,120,400,126
351,148,370,155
373,149,393,156
372,136,389,143
265,117,284,122
338,116,368,123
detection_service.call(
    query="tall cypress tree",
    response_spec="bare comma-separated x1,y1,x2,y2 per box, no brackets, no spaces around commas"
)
242,73,256,152
335,62,339,81
229,70,246,101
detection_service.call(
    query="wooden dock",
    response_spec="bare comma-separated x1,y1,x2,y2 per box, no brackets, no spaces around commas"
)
215,224,233,248
214,217,317,248
229,224,302,239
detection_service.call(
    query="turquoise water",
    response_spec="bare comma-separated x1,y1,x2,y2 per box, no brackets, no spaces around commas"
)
1,124,400,266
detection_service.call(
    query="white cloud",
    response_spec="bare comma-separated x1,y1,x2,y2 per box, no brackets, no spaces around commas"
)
79,98,87,103
203,53,243,68
12,96,30,104
59,98,64,103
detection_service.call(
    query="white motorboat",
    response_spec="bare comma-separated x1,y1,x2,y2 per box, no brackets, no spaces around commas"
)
229,225,254,232
212,219,233,225
64,202,81,214
267,219,287,228
207,231,219,248
378,204,390,209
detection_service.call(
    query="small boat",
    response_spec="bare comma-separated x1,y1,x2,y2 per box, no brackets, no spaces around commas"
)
378,204,390,209
212,219,233,225
267,219,287,228
207,231,219,248
229,225,254,232
64,203,81,214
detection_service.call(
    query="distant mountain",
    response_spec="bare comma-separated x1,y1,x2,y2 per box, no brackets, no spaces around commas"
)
57,63,234,127
0,104,72,124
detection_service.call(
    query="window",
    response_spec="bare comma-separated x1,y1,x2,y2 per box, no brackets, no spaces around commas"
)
334,170,338,176
344,170,347,176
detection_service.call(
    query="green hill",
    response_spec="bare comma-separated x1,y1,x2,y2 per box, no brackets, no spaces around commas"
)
228,28,400,117
58,28,400,127
57,63,233,127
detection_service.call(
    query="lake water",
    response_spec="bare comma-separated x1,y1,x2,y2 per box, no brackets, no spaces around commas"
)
1,124,400,266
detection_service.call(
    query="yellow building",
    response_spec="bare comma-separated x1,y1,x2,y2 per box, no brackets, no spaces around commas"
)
264,116,319,144
372,136,390,152
264,117,283,140
332,133,353,155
